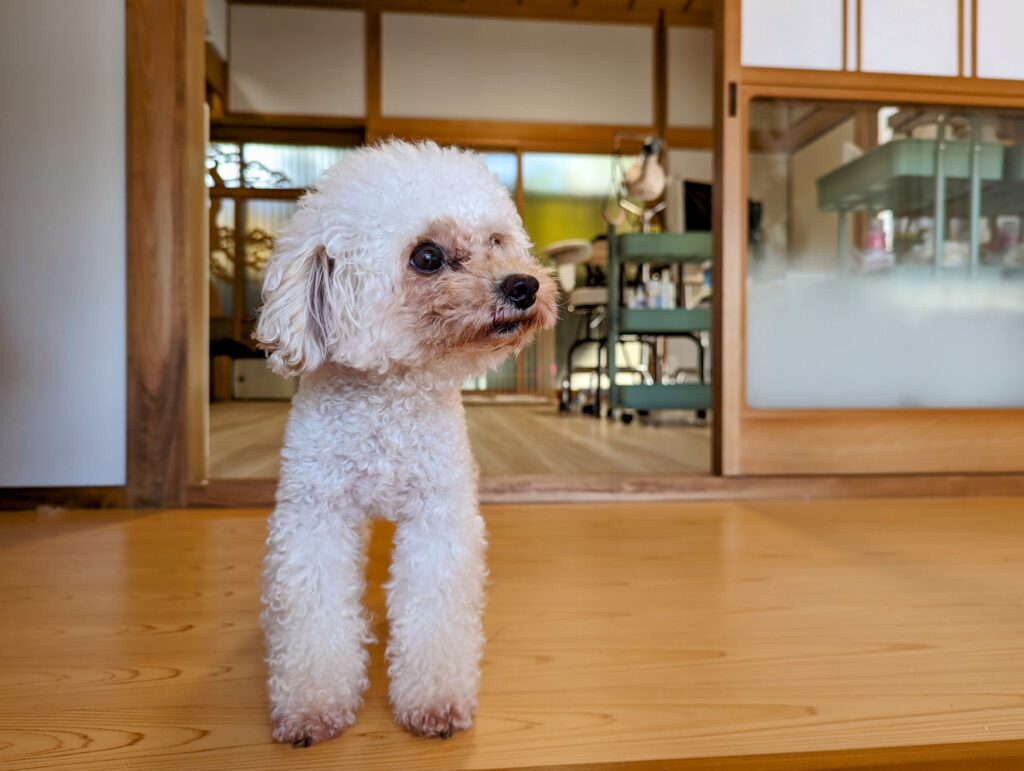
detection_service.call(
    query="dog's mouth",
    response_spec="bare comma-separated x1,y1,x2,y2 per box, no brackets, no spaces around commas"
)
491,319,524,336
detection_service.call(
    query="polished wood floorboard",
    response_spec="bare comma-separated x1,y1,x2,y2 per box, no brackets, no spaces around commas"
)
4,498,1024,770
209,400,711,478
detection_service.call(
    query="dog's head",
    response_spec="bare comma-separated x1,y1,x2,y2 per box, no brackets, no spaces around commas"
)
254,140,558,378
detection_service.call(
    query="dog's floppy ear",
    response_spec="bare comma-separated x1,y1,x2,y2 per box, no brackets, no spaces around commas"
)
254,236,336,377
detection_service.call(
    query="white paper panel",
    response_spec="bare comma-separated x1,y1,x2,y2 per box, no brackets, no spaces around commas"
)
0,0,126,485
230,6,365,116
382,14,652,124
977,0,1024,80
667,27,713,126
861,0,958,76
741,0,843,70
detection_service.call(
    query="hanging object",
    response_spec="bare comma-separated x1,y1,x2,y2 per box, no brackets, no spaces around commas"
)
604,135,668,232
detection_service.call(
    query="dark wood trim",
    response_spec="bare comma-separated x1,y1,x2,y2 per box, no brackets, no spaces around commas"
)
126,0,205,506
0,487,126,511
213,111,715,153
188,472,1024,507
971,0,978,78
209,186,306,199
215,111,366,129
842,0,849,72
229,0,713,27
855,0,862,72
210,122,365,146
957,0,965,78
664,125,714,149
741,67,1024,106
373,116,655,153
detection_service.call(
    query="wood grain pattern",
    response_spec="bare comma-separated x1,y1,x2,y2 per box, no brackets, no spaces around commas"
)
4,497,1024,770
739,409,1024,476
208,401,711,478
126,0,205,506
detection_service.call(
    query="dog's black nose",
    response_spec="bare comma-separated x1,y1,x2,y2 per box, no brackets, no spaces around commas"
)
499,274,539,310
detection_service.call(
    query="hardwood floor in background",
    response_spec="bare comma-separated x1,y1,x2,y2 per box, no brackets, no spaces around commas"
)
209,400,711,478
4,498,1024,769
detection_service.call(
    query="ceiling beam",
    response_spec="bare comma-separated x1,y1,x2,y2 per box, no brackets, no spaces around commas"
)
228,0,713,27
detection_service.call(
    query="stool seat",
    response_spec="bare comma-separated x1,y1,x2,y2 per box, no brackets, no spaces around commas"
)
567,286,608,310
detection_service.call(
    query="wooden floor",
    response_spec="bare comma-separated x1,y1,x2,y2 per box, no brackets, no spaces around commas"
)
4,497,1024,770
209,400,710,478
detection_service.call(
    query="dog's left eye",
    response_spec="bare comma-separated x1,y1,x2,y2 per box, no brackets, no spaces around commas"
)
409,242,445,274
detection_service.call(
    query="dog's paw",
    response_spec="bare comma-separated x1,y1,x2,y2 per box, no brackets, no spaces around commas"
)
272,708,356,747
394,699,476,739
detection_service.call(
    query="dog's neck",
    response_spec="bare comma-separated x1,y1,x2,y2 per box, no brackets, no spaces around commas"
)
302,361,467,400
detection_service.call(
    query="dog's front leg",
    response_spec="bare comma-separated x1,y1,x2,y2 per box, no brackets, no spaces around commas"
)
262,504,371,746
386,491,487,738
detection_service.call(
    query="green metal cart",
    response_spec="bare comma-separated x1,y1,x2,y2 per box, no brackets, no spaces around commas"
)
605,226,713,422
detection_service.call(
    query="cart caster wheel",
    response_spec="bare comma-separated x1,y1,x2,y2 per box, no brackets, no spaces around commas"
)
696,409,707,420
620,412,634,425
558,400,570,413
581,403,595,416
638,410,650,417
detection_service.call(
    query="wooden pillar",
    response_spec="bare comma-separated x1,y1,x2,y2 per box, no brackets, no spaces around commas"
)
125,0,205,506
713,0,743,475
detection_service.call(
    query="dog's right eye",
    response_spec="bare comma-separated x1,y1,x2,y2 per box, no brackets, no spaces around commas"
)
409,242,445,274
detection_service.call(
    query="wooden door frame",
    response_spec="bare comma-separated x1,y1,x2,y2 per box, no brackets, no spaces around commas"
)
714,0,1024,476
125,0,207,506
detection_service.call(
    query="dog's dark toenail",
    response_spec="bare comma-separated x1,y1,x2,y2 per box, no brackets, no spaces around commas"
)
294,736,312,748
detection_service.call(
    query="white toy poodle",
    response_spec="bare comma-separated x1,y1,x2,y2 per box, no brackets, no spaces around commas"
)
254,140,557,746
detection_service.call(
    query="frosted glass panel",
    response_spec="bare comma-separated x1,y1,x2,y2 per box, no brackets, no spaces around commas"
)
741,0,842,70
861,0,958,76
977,0,1024,80
746,99,1024,409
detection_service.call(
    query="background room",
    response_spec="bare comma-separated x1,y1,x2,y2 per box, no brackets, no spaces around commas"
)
203,0,718,487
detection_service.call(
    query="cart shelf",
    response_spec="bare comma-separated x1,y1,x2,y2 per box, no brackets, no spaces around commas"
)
620,307,711,334
617,232,712,262
617,383,711,410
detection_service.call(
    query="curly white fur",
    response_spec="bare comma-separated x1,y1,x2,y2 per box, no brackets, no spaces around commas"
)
255,140,557,746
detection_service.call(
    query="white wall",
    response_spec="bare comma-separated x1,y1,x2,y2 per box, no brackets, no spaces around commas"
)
0,0,126,486
382,14,652,124
205,0,228,60
230,6,365,116
667,27,713,126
